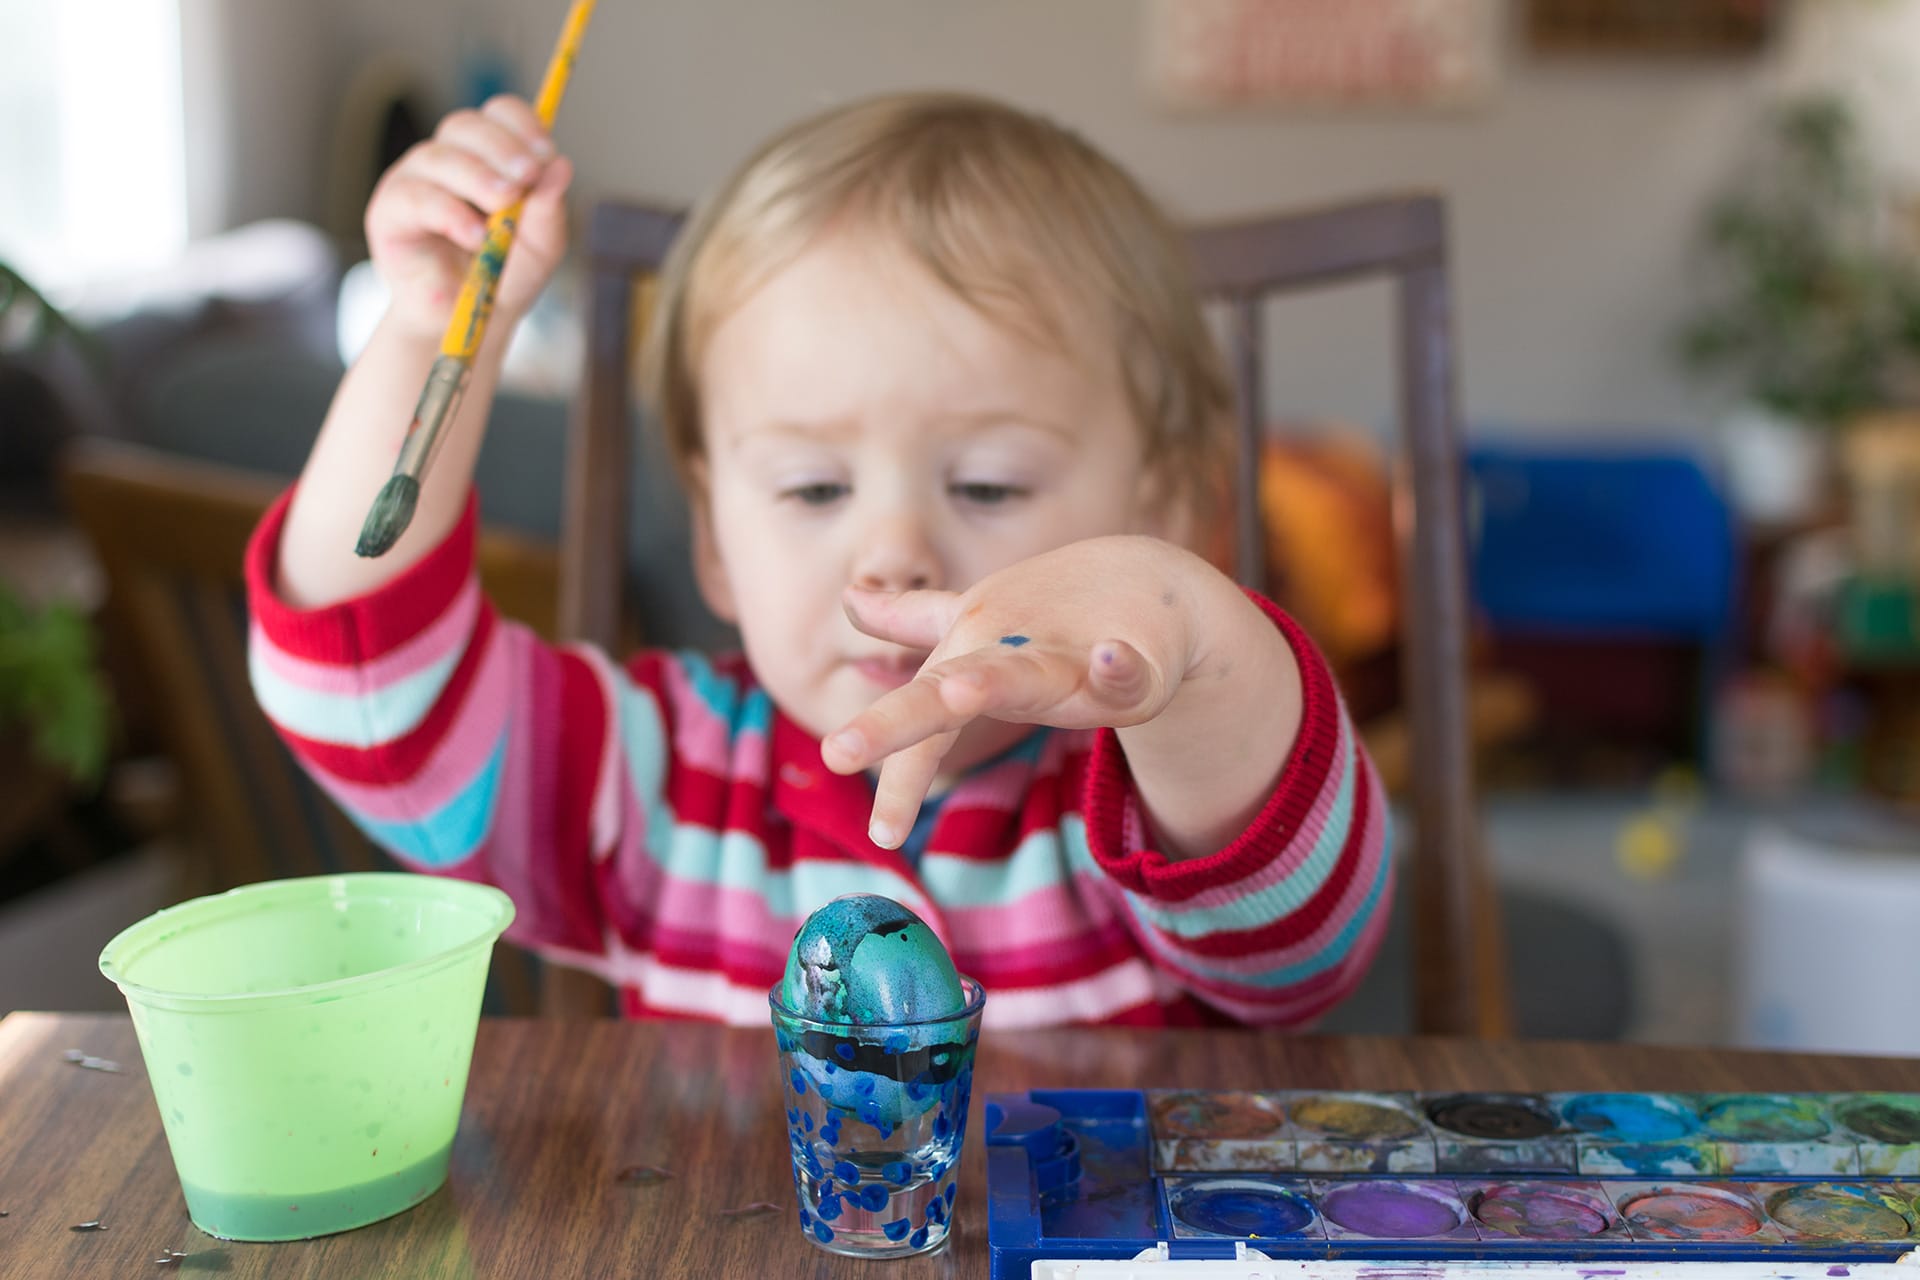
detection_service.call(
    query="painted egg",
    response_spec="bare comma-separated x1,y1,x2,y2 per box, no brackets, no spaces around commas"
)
781,894,963,1025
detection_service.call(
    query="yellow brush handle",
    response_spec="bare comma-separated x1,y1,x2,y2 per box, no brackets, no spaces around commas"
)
438,0,597,361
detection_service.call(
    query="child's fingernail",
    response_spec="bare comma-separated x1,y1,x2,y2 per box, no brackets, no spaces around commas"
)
508,155,537,181
826,730,862,760
869,819,899,849
531,134,556,157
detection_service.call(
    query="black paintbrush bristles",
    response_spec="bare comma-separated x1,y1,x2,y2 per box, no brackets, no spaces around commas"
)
355,474,420,558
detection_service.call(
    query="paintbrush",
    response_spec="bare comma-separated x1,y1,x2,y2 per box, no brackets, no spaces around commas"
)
356,0,598,557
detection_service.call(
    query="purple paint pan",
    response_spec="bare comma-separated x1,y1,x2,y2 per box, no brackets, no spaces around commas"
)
1315,1178,1477,1242
1465,1180,1629,1242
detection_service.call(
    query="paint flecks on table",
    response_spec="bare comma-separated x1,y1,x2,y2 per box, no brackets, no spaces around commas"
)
614,1164,673,1186
62,1049,121,1073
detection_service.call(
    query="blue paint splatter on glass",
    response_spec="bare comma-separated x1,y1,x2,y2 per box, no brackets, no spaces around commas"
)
813,1220,835,1243
818,1192,843,1222
910,1227,929,1249
834,1160,860,1184
859,1184,890,1212
834,1042,855,1062
884,1160,912,1186
883,1218,912,1241
789,1069,806,1095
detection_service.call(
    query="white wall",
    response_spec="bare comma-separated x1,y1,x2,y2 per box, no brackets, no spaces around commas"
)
215,0,1920,439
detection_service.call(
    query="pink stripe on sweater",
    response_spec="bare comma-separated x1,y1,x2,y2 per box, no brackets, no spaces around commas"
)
1181,897,1393,1025
250,578,482,694
480,628,551,940
305,622,513,821
1154,710,1357,914
938,872,1128,948
659,659,770,786
1142,781,1389,978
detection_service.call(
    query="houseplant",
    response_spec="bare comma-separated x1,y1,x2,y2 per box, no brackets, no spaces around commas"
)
1679,94,1920,526
0,260,111,791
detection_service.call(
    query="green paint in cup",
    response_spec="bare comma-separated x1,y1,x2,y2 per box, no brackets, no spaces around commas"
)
99,873,513,1241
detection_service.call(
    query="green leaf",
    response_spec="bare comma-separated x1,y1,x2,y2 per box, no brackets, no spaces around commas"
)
0,585,114,787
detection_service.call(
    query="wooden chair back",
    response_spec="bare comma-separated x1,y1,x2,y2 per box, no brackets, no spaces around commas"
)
565,195,1508,1036
62,439,562,1016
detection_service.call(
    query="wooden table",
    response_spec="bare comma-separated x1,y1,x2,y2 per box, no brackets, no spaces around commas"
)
4,1013,1919,1279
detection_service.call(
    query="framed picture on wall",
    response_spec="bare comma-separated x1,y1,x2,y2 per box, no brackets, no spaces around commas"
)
1147,0,1500,109
1526,0,1779,56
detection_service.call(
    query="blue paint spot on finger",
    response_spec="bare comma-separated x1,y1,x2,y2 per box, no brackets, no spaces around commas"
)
998,635,1030,647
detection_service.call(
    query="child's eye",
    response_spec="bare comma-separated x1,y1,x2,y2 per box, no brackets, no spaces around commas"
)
950,482,1025,506
782,482,849,507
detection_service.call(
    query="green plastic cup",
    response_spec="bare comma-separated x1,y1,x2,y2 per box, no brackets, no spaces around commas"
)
98,873,513,1241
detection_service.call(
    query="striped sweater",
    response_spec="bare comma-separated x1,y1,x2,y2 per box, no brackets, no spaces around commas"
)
245,492,1392,1027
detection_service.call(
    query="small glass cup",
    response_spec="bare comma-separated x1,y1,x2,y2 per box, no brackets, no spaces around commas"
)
769,977,985,1258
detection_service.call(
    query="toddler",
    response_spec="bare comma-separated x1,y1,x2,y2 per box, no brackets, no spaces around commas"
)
247,91,1391,1025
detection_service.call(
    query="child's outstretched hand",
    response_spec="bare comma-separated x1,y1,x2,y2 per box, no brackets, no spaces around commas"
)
365,94,574,342
822,536,1215,849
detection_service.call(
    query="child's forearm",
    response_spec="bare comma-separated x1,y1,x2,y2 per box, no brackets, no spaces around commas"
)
1116,567,1303,860
276,312,510,609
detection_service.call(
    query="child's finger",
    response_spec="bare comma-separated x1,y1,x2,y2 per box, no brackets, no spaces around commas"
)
842,586,961,649
434,108,546,187
1085,638,1160,712
517,156,573,240
866,732,957,850
822,672,971,774
374,177,487,253
402,141,527,215
480,94,556,158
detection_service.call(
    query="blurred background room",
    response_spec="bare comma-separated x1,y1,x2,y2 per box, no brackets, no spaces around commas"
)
6,0,1920,1050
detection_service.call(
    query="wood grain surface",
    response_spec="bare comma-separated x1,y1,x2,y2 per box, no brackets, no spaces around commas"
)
4,1013,1918,1279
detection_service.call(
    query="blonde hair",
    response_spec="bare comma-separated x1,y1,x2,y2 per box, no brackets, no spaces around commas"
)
642,92,1233,528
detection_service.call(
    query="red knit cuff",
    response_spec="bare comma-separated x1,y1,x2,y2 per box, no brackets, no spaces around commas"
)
1082,589,1345,902
245,487,481,663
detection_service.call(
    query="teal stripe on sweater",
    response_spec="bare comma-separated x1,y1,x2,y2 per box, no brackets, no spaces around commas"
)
249,644,460,748
351,730,506,867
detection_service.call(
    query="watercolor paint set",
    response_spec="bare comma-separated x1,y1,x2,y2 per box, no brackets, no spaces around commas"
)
984,1089,1920,1279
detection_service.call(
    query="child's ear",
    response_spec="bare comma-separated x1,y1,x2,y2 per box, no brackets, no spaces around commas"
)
687,460,740,625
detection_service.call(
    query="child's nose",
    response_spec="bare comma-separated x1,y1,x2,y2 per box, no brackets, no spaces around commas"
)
850,512,942,594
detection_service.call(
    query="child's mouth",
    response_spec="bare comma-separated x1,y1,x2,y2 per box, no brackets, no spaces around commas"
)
850,654,928,689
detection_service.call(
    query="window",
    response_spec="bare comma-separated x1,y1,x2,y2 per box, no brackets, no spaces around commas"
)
0,1,187,296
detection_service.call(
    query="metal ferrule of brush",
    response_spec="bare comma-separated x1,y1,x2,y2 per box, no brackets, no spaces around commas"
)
395,355,471,478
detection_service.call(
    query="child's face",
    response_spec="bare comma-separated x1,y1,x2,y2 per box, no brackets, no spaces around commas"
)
694,226,1165,778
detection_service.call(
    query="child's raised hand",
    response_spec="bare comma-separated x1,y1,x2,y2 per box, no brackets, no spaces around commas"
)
365,95,574,342
822,537,1205,848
